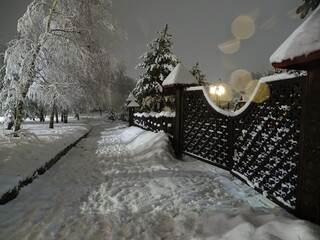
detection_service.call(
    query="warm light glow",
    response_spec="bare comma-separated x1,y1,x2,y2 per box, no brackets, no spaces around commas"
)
210,85,225,96
253,82,270,103
231,15,255,40
218,38,240,54
260,15,277,30
229,69,252,92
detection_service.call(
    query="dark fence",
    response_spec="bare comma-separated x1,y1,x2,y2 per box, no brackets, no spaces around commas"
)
183,77,305,211
130,75,320,224
132,112,175,137
183,90,232,169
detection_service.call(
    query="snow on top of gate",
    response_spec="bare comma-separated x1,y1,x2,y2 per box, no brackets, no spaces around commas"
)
163,63,198,88
187,73,296,117
259,72,296,82
270,5,320,65
134,111,176,118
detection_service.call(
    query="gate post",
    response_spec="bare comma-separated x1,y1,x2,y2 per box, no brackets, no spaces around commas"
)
296,68,320,224
126,92,140,127
162,63,199,159
270,64,320,224
270,7,320,223
173,87,184,159
128,107,134,126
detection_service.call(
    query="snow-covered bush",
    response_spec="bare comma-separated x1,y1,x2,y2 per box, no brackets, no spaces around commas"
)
105,109,116,122
118,107,129,122
3,112,14,130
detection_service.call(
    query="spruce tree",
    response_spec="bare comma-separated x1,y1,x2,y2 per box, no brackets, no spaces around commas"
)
133,24,178,112
190,62,207,86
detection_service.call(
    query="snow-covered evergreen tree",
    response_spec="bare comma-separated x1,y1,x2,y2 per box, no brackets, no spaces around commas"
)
133,24,178,112
190,62,207,86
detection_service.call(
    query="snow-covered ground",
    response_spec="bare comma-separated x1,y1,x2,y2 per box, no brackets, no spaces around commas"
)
0,118,319,239
0,118,91,198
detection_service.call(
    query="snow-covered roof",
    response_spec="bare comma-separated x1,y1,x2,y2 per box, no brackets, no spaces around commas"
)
259,73,296,83
162,63,198,88
126,92,137,102
270,5,320,69
127,100,140,107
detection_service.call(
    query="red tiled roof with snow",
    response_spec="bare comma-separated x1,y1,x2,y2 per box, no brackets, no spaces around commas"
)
270,5,320,69
162,63,198,88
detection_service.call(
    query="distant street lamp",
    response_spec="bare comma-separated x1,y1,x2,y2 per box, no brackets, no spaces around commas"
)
210,80,226,107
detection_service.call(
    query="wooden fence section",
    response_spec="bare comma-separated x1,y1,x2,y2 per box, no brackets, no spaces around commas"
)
183,90,232,169
130,75,320,223
232,78,304,209
132,112,175,137
183,76,306,212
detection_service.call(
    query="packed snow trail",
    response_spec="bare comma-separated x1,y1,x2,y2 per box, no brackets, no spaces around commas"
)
0,120,319,240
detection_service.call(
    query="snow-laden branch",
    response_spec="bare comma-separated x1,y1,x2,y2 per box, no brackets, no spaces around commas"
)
50,28,83,35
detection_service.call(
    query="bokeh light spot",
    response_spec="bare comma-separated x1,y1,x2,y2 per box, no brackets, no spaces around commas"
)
218,38,240,54
231,15,255,40
260,15,277,30
229,69,252,92
252,82,270,103
287,8,300,19
220,55,238,70
243,80,259,101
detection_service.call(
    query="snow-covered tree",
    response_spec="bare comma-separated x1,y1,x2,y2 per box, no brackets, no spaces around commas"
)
1,0,118,131
190,62,207,86
0,39,31,130
133,24,178,112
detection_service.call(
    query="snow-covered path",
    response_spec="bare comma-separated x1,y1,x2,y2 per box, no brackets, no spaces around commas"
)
1,120,319,240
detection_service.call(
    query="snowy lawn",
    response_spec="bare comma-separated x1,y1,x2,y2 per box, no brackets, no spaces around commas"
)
0,118,91,198
0,120,319,239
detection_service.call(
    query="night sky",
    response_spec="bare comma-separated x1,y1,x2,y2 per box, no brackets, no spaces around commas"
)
0,0,305,83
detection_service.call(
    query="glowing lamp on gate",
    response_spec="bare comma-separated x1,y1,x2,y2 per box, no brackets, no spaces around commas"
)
210,85,225,96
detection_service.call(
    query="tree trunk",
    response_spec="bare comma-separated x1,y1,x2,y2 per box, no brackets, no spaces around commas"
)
13,0,60,136
63,111,68,123
39,110,45,122
14,100,25,134
14,44,41,134
49,101,56,129
55,106,59,123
